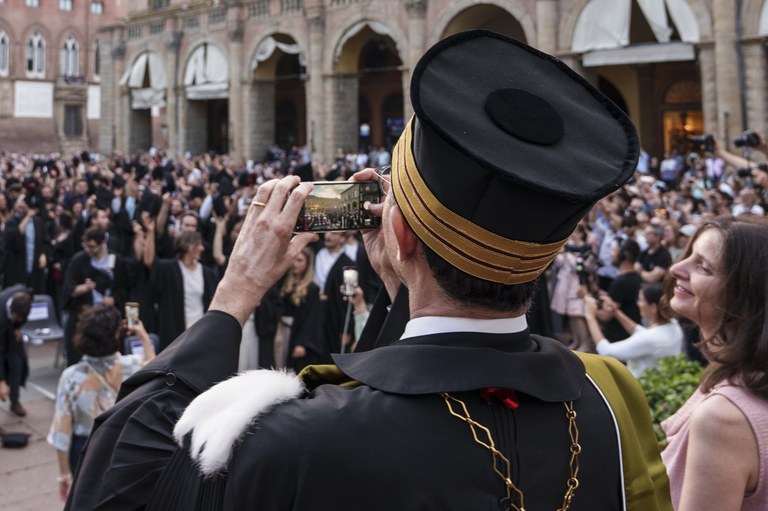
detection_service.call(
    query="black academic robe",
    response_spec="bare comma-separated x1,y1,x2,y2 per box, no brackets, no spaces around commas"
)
0,316,29,389
66,305,671,511
3,214,48,293
320,252,354,361
254,282,323,371
150,259,217,351
216,334,631,510
62,250,129,366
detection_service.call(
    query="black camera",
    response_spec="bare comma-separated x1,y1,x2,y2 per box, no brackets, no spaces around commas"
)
734,130,761,148
689,133,714,153
564,243,592,286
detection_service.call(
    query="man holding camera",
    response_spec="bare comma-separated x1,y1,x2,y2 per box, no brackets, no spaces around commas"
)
66,31,670,511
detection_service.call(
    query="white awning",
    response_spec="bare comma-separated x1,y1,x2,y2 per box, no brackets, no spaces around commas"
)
251,36,305,71
119,52,167,89
582,42,695,67
184,43,228,100
131,88,167,109
185,83,228,100
334,21,400,62
572,0,699,53
760,1,768,36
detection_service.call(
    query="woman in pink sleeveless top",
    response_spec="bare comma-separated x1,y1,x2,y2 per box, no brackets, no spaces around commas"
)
661,215,768,511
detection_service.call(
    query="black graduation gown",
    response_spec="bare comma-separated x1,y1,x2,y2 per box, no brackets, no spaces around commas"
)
255,282,323,371
320,252,354,361
3,214,48,293
0,317,29,389
150,259,217,352
62,250,129,366
130,321,663,511
65,296,670,511
216,333,626,510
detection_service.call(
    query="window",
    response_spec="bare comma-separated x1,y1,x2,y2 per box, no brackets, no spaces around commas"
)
90,1,103,14
59,0,72,11
26,0,40,6
61,35,79,77
27,32,45,78
0,31,8,77
64,105,83,136
93,39,100,77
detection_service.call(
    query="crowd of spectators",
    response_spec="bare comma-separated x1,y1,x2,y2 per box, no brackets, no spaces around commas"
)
0,145,388,382
548,133,768,374
0,134,766,409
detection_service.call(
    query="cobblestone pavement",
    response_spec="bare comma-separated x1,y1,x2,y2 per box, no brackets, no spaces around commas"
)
1,341,65,511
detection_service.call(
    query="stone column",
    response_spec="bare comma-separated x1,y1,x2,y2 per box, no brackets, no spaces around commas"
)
305,3,325,162
327,73,358,157
741,39,767,134
97,27,119,155
404,0,427,121
242,81,253,161
535,0,558,54
252,80,276,160
698,43,718,138
712,0,743,142
228,14,245,160
164,24,182,159
108,27,128,154
635,64,658,155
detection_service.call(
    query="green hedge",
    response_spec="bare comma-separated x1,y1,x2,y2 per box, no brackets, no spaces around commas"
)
638,355,703,447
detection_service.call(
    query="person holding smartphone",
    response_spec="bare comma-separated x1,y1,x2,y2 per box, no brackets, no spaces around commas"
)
48,303,155,502
66,32,670,511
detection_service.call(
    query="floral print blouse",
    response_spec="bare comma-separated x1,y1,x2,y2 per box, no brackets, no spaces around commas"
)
47,353,142,451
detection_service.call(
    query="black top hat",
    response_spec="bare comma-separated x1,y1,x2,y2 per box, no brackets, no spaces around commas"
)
392,30,638,285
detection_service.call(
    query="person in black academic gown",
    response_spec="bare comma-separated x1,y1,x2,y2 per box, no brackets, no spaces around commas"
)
3,194,49,294
255,247,323,371
65,32,671,511
143,226,217,352
62,226,128,366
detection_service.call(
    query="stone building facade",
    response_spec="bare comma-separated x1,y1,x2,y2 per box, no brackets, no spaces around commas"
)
0,0,127,154
7,1,768,161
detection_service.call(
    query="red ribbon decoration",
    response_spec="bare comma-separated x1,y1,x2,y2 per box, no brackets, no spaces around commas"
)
480,387,519,410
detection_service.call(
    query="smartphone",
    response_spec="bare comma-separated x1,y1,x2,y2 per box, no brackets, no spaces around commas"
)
295,181,381,232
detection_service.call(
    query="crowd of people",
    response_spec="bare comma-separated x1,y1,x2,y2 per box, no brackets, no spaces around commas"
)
0,133,765,407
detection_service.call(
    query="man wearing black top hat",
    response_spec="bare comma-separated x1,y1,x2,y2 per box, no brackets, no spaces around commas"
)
66,31,670,511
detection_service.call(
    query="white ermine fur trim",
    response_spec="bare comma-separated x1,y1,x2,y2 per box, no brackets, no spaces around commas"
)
173,369,304,476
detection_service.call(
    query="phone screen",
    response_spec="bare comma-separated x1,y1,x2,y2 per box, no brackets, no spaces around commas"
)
130,340,145,357
295,181,381,232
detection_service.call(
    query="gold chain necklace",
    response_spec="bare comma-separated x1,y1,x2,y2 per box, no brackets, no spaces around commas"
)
440,392,581,511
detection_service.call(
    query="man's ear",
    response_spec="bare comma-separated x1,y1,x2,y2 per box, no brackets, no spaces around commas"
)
390,206,418,262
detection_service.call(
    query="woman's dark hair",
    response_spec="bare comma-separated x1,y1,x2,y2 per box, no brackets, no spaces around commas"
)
423,244,538,313
174,230,203,258
640,282,671,323
73,303,122,357
58,210,74,231
665,215,768,399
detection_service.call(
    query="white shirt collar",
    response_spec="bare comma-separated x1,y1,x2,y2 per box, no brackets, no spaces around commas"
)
401,315,528,340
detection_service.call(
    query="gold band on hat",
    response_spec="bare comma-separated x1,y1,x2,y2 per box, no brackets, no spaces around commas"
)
392,118,571,285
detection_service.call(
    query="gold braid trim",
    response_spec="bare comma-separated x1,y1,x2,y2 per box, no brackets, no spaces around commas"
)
392,118,571,285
